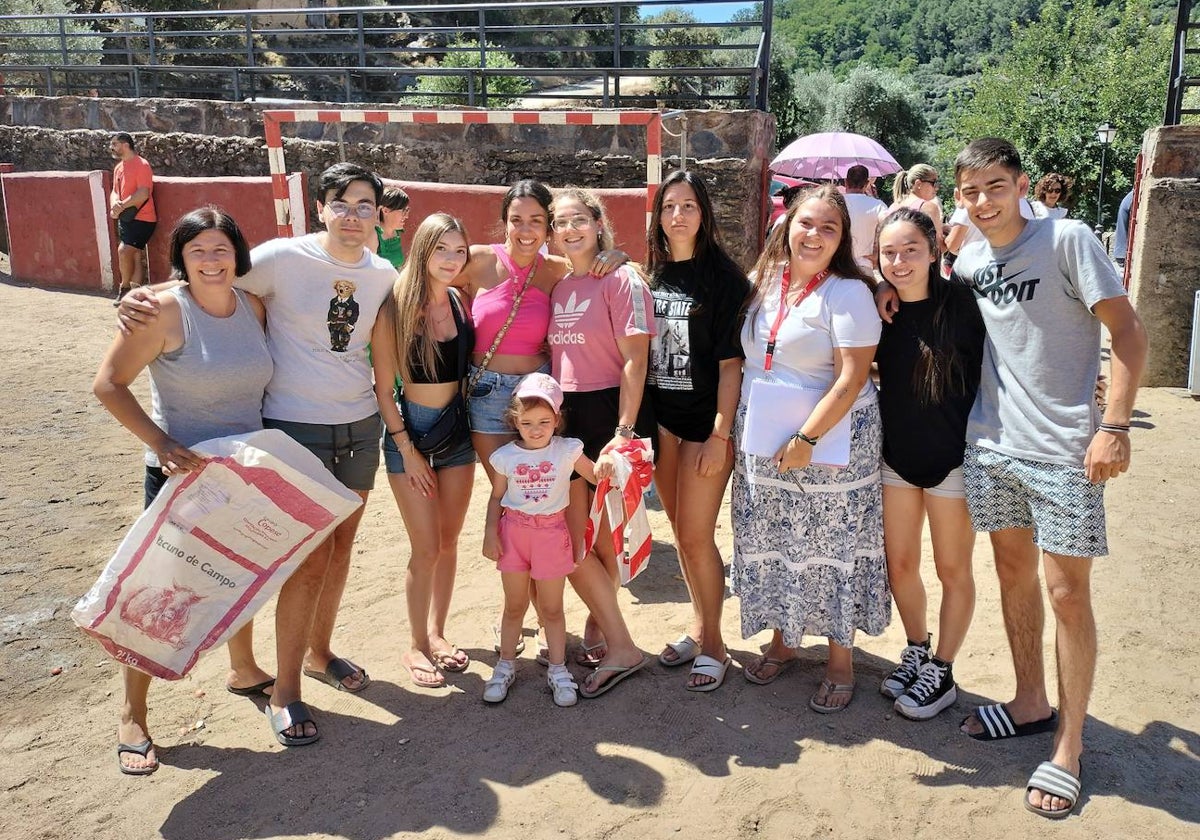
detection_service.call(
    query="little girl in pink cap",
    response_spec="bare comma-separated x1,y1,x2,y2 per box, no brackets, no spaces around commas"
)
482,372,613,706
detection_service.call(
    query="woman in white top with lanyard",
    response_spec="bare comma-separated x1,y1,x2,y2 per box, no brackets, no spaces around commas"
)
732,184,889,713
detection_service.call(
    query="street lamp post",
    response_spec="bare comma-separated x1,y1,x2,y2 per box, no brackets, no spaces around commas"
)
1095,122,1117,230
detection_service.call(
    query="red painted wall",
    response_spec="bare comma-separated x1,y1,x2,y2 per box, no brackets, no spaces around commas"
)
2,172,647,292
137,176,289,285
1,171,292,292
2,170,109,291
389,182,649,263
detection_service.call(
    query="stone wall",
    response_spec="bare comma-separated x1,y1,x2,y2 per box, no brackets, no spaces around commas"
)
1,96,776,268
1128,125,1200,386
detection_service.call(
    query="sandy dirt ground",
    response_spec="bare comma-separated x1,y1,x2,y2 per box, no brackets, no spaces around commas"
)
1,273,1197,840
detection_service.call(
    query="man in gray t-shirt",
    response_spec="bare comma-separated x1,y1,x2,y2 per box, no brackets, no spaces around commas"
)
950,139,1147,820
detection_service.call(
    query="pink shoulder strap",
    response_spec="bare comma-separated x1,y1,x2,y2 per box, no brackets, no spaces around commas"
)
490,243,542,285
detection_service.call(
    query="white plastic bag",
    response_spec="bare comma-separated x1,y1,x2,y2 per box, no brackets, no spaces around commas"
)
71,429,363,680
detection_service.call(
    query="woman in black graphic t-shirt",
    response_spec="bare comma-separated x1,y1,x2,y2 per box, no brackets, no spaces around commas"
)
646,170,751,692
874,207,985,721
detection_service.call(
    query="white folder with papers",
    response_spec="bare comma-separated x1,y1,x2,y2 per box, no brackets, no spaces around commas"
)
741,378,852,467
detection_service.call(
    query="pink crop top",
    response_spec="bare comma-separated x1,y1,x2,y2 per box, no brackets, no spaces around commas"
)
471,244,552,357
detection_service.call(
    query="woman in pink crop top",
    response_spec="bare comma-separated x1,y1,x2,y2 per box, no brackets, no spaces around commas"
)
454,180,646,693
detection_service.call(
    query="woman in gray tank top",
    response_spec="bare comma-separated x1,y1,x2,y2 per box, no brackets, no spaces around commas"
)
93,207,275,774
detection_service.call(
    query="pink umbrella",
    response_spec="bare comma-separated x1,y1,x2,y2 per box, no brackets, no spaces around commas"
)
771,132,902,180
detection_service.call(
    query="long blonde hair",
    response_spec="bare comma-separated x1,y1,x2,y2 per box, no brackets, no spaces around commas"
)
891,163,938,204
383,212,470,385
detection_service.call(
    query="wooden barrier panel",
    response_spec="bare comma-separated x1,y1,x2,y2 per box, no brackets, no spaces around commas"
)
0,171,305,292
2,170,112,291
138,174,307,284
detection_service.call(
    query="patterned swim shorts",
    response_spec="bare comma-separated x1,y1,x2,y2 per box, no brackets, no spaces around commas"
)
962,443,1107,558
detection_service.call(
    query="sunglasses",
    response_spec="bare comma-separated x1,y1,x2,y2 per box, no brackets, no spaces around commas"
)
1045,188,1062,194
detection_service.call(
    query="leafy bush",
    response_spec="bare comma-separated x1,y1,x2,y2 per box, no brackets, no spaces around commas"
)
413,38,532,107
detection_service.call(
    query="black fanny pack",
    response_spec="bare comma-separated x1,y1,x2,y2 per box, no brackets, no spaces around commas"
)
401,291,471,458
405,392,470,458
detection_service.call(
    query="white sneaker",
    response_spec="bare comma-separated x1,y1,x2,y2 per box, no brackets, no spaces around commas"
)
483,660,516,703
546,664,578,707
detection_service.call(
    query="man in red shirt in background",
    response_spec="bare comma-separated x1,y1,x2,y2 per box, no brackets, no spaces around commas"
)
109,132,157,301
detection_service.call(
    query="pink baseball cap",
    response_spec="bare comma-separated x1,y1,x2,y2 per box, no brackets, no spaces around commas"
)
513,372,563,413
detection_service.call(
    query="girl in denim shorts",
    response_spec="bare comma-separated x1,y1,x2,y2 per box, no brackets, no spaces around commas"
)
372,213,477,690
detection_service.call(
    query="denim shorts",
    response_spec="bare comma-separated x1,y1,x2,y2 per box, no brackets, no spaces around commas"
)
383,399,477,474
467,362,551,435
264,413,381,492
962,443,1107,557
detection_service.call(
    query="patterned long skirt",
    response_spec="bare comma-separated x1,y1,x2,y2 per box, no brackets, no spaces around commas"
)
730,400,890,649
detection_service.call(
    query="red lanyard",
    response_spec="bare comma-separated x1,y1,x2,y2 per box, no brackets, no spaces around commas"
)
764,265,829,372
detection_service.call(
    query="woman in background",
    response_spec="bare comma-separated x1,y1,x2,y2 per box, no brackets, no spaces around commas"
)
890,164,945,251
1030,173,1071,220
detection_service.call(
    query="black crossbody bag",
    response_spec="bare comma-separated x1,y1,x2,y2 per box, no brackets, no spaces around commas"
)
401,291,471,458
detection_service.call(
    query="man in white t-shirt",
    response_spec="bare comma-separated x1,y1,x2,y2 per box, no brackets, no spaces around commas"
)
843,164,887,273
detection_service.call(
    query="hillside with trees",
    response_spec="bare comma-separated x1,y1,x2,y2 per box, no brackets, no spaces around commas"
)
6,0,1181,222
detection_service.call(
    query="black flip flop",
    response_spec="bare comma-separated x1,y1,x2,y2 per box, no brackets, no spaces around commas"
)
580,656,648,699
265,701,320,747
226,678,275,698
303,657,370,693
963,703,1058,740
117,739,159,776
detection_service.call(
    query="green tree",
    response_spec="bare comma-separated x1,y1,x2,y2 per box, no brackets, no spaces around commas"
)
824,65,928,164
644,9,721,99
790,69,837,140
1,0,98,66
413,38,532,107
785,66,926,162
946,0,1171,225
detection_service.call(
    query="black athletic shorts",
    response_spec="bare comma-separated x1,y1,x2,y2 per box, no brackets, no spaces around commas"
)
561,386,657,464
117,217,157,249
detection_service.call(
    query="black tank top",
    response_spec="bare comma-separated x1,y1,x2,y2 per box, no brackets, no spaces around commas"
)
406,290,473,384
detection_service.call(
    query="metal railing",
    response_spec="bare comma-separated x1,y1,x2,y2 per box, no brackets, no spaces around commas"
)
1166,0,1199,123
0,0,774,109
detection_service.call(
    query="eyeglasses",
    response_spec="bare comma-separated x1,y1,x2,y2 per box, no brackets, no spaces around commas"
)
550,215,595,232
1045,188,1062,194
326,201,377,219
920,178,940,187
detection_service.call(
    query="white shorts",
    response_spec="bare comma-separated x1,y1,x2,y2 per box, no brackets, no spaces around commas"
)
880,462,966,499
